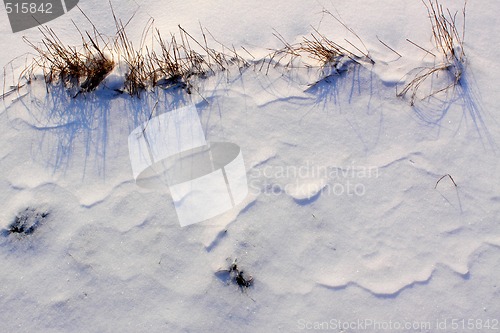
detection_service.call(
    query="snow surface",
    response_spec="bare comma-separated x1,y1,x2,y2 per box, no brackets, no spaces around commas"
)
1,0,500,332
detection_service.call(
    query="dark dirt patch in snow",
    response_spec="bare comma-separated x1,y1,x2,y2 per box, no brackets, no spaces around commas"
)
2,208,50,236
216,258,254,291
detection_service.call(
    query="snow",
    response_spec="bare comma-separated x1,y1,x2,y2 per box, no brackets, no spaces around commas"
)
1,0,500,332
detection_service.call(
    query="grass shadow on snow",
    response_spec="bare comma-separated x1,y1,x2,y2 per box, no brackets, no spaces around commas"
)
14,81,194,177
410,68,496,150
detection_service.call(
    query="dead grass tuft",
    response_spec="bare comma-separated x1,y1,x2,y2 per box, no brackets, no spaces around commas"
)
22,25,115,94
259,10,374,86
398,0,467,105
19,6,248,97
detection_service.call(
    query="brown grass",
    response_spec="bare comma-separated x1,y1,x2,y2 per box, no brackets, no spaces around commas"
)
11,6,374,97
22,24,115,94
19,6,248,97
398,0,467,105
259,10,374,82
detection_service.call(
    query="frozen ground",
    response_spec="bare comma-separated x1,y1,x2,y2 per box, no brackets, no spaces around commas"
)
1,0,499,332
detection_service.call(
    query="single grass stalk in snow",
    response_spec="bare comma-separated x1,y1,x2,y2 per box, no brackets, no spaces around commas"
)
398,0,467,105
377,36,402,58
434,174,457,189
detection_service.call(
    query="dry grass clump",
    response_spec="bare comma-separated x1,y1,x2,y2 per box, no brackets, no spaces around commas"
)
23,25,115,94
147,25,247,94
10,6,373,97
397,0,467,105
20,7,248,97
259,10,374,86
267,32,368,74
111,15,151,96
299,27,371,67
